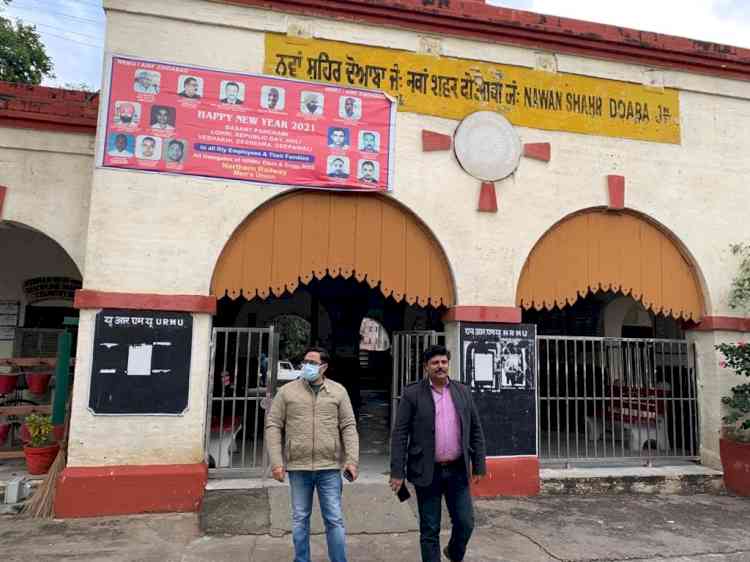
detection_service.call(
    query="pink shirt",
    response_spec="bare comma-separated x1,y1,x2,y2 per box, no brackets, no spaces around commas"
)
431,381,462,462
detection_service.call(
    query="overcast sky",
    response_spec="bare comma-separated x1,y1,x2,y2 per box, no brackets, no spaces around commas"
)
4,0,750,89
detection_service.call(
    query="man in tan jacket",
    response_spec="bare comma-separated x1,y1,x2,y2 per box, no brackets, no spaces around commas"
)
266,347,359,562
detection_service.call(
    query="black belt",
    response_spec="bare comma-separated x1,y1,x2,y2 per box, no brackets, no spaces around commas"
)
436,457,462,467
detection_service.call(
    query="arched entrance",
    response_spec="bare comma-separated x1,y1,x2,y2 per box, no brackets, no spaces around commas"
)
517,208,705,326
0,221,81,456
0,222,82,356
516,208,706,466
208,190,455,471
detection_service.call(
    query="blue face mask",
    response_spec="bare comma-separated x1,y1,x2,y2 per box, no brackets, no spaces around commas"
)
300,363,321,382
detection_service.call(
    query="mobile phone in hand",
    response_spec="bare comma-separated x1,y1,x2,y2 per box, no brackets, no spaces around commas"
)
343,469,354,482
397,482,411,502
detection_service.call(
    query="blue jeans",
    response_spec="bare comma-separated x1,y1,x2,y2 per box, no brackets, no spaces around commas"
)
414,460,474,562
288,469,348,562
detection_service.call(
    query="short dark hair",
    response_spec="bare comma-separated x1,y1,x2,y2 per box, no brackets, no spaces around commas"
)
422,345,450,365
330,127,345,135
332,157,344,165
184,76,198,85
225,81,240,90
303,346,330,365
143,136,156,144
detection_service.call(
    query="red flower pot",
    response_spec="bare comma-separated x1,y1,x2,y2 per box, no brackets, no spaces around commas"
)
0,374,18,394
720,437,750,496
25,371,53,395
0,423,10,445
23,443,60,475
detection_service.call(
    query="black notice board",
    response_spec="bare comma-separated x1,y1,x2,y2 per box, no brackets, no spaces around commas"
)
89,309,193,415
459,322,537,456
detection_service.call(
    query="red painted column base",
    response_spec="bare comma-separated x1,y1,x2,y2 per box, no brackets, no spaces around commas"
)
443,305,522,323
471,456,540,497
54,463,208,518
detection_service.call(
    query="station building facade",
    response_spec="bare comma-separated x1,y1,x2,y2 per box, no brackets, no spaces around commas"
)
1,0,749,516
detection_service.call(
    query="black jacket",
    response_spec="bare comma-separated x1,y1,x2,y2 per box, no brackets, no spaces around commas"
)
390,378,486,487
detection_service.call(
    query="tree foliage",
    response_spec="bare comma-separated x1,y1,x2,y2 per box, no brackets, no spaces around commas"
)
0,1,54,84
717,342,750,442
728,243,750,312
717,242,750,442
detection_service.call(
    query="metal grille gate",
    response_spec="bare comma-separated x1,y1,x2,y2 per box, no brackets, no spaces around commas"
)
391,331,445,429
537,336,699,464
205,327,278,476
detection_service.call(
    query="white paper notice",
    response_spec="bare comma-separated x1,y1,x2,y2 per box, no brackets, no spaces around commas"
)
127,344,153,376
474,353,494,382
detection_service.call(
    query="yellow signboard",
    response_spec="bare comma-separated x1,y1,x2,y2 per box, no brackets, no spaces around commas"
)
265,34,680,144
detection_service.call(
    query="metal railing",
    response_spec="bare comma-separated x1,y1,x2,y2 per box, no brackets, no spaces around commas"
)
537,336,699,465
391,331,444,429
205,327,277,477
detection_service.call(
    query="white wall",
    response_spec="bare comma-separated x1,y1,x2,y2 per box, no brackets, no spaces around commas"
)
67,309,212,466
0,127,94,273
91,0,750,315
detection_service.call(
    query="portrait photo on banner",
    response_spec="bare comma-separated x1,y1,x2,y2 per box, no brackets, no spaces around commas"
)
107,133,134,157
136,135,162,160
164,139,188,164
327,155,350,178
178,75,203,99
261,85,285,110
301,91,324,116
133,69,160,94
114,101,141,127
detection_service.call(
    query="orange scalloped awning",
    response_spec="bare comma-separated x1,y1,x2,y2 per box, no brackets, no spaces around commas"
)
516,209,704,321
211,191,454,308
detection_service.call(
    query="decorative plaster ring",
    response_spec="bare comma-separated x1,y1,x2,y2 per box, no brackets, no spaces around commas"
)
453,111,521,181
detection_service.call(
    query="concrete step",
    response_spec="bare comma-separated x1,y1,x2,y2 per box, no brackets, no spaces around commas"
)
200,480,419,535
201,466,725,535
540,465,725,495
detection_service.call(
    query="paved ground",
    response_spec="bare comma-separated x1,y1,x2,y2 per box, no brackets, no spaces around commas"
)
2,494,749,561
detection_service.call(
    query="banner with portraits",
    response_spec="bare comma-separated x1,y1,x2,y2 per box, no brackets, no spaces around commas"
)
98,55,396,191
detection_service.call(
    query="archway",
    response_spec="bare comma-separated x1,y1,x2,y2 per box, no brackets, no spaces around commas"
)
0,221,82,456
0,221,82,358
210,190,456,465
516,208,705,324
212,190,455,307
516,208,705,464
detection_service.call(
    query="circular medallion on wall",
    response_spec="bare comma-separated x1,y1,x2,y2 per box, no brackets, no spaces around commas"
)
453,111,521,181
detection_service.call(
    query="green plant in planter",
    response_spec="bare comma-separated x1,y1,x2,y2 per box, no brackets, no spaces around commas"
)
24,412,54,448
728,243,750,312
716,242,750,443
716,341,750,442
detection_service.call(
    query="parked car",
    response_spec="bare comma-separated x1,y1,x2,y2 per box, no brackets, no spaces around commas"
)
277,360,301,382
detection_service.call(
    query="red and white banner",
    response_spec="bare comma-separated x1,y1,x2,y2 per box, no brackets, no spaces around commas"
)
99,55,395,191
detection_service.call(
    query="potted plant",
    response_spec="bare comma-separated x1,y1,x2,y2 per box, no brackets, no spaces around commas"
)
0,372,19,394
22,413,59,475
717,242,750,496
24,369,53,395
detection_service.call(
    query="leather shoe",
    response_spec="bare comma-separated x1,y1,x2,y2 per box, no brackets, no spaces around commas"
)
443,546,459,562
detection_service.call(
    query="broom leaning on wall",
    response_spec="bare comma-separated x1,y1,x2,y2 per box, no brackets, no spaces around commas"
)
22,328,74,518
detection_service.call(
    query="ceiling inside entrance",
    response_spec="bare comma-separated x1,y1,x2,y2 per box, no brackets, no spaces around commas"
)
211,191,455,308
